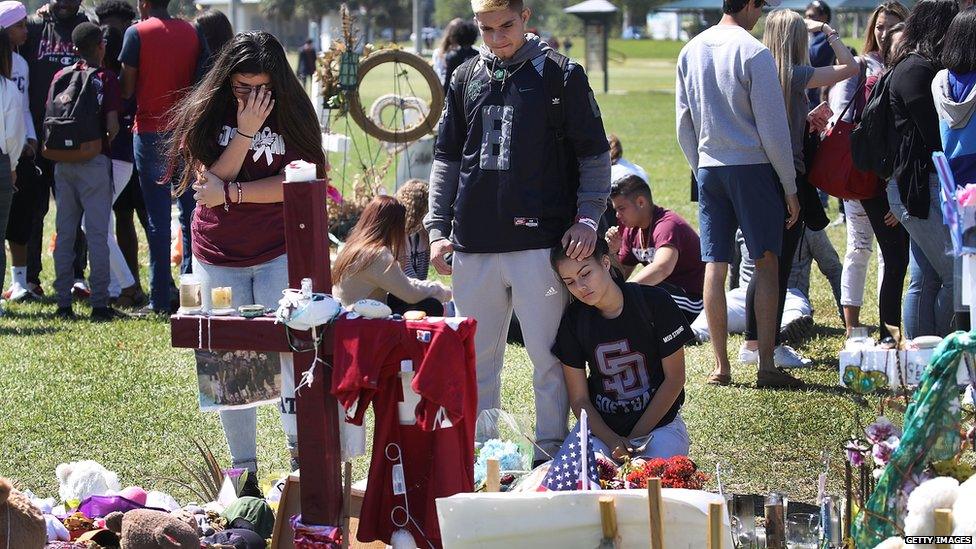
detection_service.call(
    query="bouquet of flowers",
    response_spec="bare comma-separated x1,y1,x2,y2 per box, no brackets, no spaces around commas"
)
595,455,709,491
474,438,524,489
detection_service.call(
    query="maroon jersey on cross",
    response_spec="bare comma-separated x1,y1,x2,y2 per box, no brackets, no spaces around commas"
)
332,316,477,548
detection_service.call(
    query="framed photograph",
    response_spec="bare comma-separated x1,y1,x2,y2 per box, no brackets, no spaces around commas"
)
195,350,281,411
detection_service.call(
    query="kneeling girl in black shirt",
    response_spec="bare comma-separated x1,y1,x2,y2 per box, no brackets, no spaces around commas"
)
551,239,694,463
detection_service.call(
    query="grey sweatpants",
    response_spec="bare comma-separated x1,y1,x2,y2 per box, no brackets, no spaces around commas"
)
54,155,112,308
0,154,11,294
453,248,570,459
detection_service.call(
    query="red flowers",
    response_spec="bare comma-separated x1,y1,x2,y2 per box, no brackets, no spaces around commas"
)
625,456,708,490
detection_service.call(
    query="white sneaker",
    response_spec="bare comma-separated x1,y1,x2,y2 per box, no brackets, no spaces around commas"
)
6,282,29,302
71,279,91,300
774,345,813,368
738,344,758,365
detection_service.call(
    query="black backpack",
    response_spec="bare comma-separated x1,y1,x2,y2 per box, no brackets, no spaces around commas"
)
850,67,900,179
42,63,104,163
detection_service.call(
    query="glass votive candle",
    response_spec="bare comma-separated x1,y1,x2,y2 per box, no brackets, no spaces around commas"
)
212,287,233,310
179,274,201,310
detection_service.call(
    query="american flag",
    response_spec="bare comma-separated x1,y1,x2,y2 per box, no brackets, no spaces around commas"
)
538,409,601,491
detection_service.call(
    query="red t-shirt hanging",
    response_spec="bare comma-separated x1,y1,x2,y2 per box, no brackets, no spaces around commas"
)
332,316,477,548
191,112,301,268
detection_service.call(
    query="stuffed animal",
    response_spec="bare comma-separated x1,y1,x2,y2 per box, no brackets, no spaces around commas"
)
904,476,960,547
951,475,976,544
104,509,200,549
0,476,47,549
56,460,120,503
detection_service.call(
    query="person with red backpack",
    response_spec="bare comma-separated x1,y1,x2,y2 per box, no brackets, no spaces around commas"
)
48,22,121,320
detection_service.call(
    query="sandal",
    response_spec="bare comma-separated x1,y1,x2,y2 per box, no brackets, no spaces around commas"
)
705,371,731,386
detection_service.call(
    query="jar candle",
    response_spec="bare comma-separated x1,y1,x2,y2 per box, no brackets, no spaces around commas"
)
212,287,233,310
179,275,202,310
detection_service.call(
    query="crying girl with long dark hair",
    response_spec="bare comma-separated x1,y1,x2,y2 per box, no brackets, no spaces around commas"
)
165,31,327,480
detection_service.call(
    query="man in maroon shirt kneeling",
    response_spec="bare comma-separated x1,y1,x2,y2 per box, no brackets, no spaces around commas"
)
606,174,706,323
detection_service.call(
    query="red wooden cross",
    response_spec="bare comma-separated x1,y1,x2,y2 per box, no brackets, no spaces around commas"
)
170,178,341,526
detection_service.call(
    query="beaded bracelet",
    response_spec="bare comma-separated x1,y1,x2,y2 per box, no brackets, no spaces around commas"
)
223,180,232,211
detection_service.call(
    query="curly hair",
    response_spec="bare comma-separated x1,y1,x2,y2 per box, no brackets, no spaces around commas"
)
395,179,429,236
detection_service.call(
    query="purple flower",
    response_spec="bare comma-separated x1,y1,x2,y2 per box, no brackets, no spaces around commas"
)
845,439,867,467
872,437,900,467
865,416,902,444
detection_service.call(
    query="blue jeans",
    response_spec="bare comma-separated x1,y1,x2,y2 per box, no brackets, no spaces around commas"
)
887,175,954,337
134,132,195,311
192,254,297,472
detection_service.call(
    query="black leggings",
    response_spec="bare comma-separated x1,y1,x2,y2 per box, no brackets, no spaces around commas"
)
745,220,805,343
860,194,909,340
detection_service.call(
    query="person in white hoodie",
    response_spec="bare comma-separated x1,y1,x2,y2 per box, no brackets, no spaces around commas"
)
0,0,27,316
3,0,38,304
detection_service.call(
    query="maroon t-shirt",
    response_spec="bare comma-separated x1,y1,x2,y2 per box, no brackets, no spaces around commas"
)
618,206,705,297
191,114,301,267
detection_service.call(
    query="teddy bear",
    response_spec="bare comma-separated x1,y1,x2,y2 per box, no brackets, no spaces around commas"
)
872,474,976,549
0,476,47,549
104,509,200,549
56,460,121,504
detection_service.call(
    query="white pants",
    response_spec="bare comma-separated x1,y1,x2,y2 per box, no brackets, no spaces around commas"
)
453,249,570,459
691,287,812,341
841,199,883,307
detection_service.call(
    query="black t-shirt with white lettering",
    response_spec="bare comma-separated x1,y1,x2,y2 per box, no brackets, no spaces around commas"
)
552,282,693,437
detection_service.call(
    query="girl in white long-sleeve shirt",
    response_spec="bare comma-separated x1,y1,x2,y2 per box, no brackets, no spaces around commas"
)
0,1,28,315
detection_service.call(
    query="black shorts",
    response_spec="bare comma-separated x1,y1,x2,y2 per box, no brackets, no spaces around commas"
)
113,166,144,212
6,158,50,245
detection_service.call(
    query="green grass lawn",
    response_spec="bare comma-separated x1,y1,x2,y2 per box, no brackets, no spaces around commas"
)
0,40,899,506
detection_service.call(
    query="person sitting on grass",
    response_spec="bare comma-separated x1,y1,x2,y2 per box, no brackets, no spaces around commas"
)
605,175,705,323
551,238,694,463
332,195,452,317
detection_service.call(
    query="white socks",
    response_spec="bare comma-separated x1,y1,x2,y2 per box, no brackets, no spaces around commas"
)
10,266,26,288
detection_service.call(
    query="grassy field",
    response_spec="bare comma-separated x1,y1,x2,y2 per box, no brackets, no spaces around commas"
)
0,39,895,505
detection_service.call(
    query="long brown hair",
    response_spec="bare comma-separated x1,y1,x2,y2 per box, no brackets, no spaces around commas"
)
862,2,908,56
332,196,407,284
166,31,326,195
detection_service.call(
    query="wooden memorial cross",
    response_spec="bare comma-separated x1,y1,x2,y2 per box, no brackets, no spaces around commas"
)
170,177,342,526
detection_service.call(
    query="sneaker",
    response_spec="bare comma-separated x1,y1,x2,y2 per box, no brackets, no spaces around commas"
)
71,279,91,300
25,283,45,300
91,306,128,322
114,286,147,309
757,367,806,389
5,282,29,302
55,305,76,320
780,315,814,344
738,343,758,365
774,345,813,368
